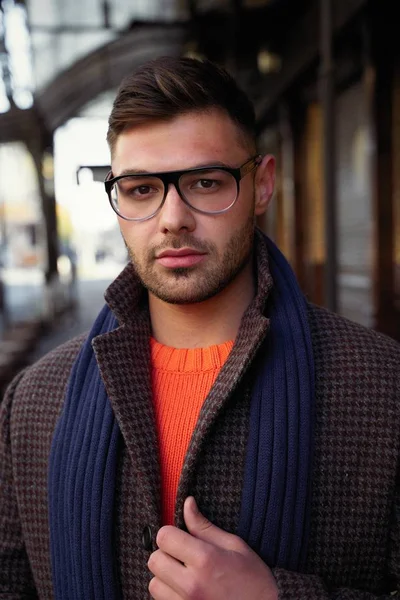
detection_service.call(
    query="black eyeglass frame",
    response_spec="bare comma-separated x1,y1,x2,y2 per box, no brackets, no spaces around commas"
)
104,154,262,222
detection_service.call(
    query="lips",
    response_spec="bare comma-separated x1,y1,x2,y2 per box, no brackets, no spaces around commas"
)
156,247,206,268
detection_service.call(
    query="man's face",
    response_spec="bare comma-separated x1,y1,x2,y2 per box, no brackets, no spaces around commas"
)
111,110,261,305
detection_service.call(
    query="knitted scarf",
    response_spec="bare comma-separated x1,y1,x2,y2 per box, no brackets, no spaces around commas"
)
48,235,314,598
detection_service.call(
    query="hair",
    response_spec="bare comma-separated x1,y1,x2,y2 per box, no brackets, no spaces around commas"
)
107,56,256,155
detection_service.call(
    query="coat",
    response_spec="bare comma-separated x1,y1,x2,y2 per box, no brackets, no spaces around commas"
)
1,235,400,599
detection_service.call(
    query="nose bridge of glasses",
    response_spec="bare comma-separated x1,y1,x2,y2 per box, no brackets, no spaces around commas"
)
162,171,186,203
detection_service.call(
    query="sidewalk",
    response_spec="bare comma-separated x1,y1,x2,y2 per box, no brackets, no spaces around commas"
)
0,265,123,398
31,274,119,362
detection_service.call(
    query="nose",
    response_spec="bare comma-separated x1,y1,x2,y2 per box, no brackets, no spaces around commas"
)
157,182,196,234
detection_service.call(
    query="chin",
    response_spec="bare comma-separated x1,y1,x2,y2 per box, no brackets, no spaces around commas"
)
150,289,219,305
149,277,233,306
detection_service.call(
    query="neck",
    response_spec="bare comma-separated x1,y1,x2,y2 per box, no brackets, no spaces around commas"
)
149,263,255,349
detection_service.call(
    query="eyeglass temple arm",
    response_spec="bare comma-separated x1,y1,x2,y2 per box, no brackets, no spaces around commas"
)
240,155,262,177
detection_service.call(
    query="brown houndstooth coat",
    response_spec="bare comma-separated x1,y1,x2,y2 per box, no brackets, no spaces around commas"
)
1,234,400,599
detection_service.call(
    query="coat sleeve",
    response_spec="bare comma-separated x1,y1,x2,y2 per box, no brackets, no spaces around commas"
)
272,571,398,599
0,371,38,598
272,477,400,599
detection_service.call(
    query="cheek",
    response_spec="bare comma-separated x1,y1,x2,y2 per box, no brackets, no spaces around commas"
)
215,203,253,238
118,222,131,248
119,221,151,254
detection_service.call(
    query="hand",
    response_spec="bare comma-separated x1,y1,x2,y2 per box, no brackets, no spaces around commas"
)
148,496,278,599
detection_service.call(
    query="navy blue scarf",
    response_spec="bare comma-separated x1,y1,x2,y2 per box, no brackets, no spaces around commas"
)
48,235,314,598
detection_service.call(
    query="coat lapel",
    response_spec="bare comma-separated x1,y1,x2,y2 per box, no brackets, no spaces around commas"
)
92,265,161,522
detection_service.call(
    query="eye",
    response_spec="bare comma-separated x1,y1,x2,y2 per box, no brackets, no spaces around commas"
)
192,178,219,190
132,185,155,196
116,179,162,199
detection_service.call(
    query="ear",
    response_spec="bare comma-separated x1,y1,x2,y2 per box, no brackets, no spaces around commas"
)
254,154,276,216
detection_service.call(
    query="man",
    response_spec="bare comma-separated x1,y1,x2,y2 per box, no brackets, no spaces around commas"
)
0,56,399,600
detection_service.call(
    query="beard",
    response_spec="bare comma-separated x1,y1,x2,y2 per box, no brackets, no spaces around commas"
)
126,213,256,305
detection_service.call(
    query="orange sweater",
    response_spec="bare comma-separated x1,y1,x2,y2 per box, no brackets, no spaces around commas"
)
150,337,234,526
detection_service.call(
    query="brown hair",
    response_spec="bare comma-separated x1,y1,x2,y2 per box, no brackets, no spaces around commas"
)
107,56,256,155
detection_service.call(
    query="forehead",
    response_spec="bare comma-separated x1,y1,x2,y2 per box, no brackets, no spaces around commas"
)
112,110,252,174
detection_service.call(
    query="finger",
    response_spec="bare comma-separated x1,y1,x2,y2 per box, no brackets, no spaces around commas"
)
156,524,210,566
148,549,187,595
149,575,183,600
183,496,245,552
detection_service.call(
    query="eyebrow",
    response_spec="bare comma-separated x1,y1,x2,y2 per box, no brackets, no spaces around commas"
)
116,160,233,177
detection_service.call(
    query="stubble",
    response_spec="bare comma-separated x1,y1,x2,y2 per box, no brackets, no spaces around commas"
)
126,214,256,305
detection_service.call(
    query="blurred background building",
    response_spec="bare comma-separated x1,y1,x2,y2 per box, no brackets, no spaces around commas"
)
0,0,399,393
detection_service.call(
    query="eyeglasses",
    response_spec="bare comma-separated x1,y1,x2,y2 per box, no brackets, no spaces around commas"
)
104,155,262,222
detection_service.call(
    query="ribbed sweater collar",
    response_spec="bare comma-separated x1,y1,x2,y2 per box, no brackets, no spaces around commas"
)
150,337,234,372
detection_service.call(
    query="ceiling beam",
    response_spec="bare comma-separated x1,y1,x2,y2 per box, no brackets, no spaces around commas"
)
34,23,187,132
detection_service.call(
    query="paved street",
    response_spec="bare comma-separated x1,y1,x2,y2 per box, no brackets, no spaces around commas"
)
31,274,121,362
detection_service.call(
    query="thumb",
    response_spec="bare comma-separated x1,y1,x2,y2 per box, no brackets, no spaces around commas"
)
184,497,242,551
